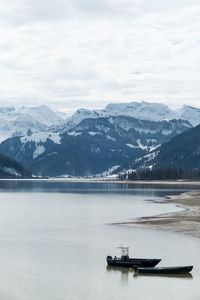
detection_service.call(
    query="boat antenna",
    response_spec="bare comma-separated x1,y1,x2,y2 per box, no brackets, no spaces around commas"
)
117,245,129,257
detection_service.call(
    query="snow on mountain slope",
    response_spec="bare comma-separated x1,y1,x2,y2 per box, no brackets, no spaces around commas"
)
58,101,200,132
18,105,64,126
129,122,200,171
0,101,200,145
63,108,100,130
20,132,61,159
20,132,61,144
0,105,65,142
103,101,175,120
103,102,200,125
0,115,192,177
179,105,200,126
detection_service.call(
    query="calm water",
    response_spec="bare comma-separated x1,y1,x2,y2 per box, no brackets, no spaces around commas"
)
0,180,200,300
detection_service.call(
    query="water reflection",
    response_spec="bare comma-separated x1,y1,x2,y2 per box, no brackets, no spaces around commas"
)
0,179,198,196
106,266,133,281
0,181,199,300
133,273,193,279
106,265,193,282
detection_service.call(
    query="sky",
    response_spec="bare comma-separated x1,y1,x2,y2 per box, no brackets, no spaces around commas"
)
0,0,200,113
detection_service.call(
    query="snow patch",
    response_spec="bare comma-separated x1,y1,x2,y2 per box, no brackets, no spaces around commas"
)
96,165,121,177
68,132,82,136
149,144,161,151
134,150,160,165
126,143,138,149
162,129,172,135
106,135,116,141
137,139,148,150
33,145,45,159
21,132,61,144
88,131,101,136
135,128,157,134
47,152,58,157
3,167,22,177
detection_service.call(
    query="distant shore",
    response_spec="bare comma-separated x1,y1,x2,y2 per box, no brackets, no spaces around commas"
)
117,191,200,239
48,178,200,186
41,178,200,187
1,177,200,187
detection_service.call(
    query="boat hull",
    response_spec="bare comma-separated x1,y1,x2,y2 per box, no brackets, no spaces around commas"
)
137,266,193,274
106,257,161,268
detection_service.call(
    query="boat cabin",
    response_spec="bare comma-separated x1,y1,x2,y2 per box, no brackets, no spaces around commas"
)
118,246,130,260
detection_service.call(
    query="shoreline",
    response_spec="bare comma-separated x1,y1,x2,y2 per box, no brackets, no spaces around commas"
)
116,191,200,239
1,178,200,239
1,177,200,186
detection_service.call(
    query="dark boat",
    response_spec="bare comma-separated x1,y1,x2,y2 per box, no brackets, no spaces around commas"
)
136,265,193,274
106,246,161,268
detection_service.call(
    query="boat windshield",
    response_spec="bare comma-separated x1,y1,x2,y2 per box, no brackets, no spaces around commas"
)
118,246,129,257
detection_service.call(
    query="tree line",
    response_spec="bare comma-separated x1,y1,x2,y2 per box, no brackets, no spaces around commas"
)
0,153,32,178
123,167,200,180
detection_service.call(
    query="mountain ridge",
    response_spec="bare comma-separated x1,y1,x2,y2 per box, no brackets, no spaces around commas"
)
0,116,191,176
0,100,200,177
0,104,67,142
129,124,200,171
53,101,200,133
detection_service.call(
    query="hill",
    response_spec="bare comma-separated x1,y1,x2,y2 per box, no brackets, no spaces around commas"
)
131,124,200,170
0,153,32,178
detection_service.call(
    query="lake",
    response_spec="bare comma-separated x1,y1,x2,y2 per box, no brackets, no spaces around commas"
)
0,180,199,300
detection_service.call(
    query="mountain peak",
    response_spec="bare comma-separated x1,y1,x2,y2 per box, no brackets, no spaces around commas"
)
0,106,15,113
0,104,66,142
63,101,178,130
58,100,200,134
178,105,200,126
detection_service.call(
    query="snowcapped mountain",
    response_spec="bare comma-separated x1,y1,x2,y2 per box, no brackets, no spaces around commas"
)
0,105,66,142
0,100,200,177
0,116,191,176
18,105,64,126
102,101,175,120
178,105,200,126
54,101,200,132
103,102,200,126
1,102,200,143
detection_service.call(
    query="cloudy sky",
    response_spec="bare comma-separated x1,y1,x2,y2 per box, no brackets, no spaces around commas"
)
0,0,200,113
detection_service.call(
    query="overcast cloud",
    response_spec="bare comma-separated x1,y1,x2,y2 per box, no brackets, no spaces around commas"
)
0,0,200,113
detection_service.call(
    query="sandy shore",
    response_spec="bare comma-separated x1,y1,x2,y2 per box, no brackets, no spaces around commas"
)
2,178,200,239
116,191,200,239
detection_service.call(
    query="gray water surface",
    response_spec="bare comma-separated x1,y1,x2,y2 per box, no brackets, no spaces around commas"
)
0,180,199,300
